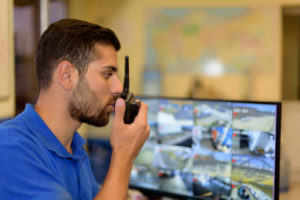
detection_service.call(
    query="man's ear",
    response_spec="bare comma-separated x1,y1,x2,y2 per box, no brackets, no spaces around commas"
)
56,60,78,90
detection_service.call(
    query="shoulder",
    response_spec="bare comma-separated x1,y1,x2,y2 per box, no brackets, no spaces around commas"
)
0,115,37,145
0,116,46,166
0,123,49,182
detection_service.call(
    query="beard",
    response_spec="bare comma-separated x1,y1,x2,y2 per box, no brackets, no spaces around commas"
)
68,77,113,127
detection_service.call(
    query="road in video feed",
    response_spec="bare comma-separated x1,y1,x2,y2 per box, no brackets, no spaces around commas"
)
130,98,277,200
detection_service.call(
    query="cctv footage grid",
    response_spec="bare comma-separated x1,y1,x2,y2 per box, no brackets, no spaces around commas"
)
130,98,278,200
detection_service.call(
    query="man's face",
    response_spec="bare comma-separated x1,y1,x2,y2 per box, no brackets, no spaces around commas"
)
68,44,122,126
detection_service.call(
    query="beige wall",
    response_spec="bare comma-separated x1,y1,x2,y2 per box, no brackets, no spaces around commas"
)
282,101,300,182
0,0,15,118
67,0,291,101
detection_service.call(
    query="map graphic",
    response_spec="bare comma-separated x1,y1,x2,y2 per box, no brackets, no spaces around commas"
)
146,7,277,75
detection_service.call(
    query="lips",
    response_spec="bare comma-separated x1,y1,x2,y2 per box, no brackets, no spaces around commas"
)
109,100,115,108
106,99,116,112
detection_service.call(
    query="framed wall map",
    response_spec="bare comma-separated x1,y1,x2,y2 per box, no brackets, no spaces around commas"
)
145,6,280,100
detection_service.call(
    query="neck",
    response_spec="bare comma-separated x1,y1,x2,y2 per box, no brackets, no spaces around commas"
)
34,90,81,153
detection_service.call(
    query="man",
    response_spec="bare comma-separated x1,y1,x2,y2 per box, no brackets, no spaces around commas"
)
0,19,150,200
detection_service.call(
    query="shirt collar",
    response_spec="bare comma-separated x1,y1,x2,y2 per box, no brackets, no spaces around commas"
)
20,104,86,160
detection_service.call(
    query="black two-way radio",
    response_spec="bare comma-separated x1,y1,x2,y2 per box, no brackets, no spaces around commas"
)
118,56,141,124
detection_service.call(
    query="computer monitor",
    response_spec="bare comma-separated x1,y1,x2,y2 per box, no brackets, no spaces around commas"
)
129,97,281,200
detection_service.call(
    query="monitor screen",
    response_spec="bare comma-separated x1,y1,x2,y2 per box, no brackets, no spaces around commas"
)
129,97,281,200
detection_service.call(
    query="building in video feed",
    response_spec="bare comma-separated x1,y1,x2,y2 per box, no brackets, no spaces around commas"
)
230,129,275,157
231,154,274,200
156,100,194,147
246,130,275,157
153,144,193,171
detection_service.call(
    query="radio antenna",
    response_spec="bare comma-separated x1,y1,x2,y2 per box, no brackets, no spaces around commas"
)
123,56,129,93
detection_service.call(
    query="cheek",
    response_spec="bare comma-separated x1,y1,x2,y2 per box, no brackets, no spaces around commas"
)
86,75,112,100
96,83,109,94
93,83,112,104
88,78,108,94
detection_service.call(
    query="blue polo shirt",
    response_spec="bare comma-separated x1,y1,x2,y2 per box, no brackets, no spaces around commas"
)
0,104,100,200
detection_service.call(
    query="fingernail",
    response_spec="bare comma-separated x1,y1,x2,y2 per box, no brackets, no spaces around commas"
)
116,98,124,107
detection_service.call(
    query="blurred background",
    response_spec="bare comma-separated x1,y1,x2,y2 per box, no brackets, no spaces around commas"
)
1,0,300,199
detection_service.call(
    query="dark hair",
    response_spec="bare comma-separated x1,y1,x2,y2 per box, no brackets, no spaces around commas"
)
35,18,121,90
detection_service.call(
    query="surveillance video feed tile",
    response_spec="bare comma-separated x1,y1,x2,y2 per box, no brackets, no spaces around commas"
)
231,154,274,185
192,149,231,178
130,165,160,190
192,125,233,154
228,123,275,157
192,174,231,197
231,103,277,133
230,183,272,200
155,170,194,196
230,154,274,200
156,99,194,147
153,144,193,171
194,101,232,128
245,130,275,158
134,142,156,167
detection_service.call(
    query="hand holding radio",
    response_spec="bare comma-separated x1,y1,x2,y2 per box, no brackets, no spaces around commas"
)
108,56,150,200
111,56,149,159
117,56,141,124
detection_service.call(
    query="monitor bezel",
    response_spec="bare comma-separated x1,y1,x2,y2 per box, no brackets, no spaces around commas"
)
129,96,281,200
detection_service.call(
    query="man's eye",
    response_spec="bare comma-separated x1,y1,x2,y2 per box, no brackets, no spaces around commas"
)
103,72,113,78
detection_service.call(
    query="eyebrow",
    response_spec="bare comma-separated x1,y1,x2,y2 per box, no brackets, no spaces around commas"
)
102,66,118,72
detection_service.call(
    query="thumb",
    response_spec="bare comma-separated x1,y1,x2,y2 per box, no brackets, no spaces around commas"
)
114,98,125,123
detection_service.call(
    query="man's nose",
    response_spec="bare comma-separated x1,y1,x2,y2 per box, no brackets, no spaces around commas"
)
111,75,123,95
